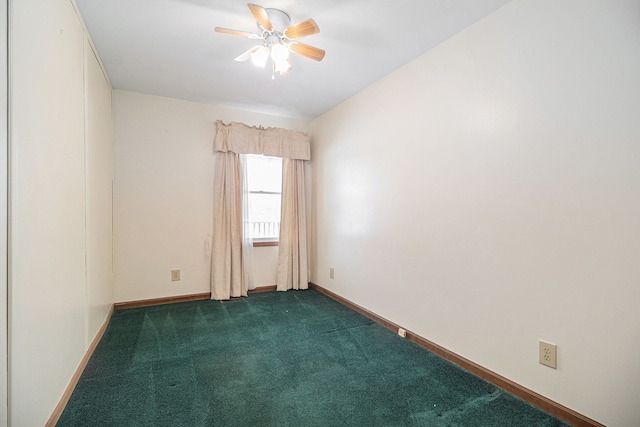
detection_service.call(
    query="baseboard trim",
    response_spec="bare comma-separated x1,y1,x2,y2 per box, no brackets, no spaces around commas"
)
45,304,115,427
114,292,212,310
249,285,277,294
114,286,277,309
308,282,603,427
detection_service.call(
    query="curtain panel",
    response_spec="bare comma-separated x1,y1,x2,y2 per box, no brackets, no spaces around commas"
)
276,158,308,291
211,151,246,300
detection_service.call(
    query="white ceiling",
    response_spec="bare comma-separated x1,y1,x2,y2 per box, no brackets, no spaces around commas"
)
75,0,513,119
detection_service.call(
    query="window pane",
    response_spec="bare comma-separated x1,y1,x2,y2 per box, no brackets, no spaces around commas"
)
248,193,280,239
247,154,282,193
246,154,282,241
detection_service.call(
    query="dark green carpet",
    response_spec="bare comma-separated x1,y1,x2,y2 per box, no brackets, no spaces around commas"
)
58,290,568,426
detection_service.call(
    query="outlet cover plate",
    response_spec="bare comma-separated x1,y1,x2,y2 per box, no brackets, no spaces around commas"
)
539,340,557,369
171,269,181,281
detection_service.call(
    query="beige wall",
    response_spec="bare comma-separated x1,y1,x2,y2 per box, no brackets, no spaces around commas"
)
113,90,310,302
0,0,7,423
9,0,114,424
311,1,640,426
85,41,114,342
253,245,278,287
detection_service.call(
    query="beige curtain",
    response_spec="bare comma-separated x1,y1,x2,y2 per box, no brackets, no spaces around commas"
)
211,151,246,300
277,158,308,291
212,120,310,298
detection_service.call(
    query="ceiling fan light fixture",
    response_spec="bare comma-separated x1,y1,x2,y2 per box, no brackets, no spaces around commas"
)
274,58,291,75
270,43,289,62
250,45,270,68
234,45,261,62
271,43,291,74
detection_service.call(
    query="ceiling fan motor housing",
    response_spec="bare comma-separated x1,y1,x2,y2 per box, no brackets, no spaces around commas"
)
262,8,290,34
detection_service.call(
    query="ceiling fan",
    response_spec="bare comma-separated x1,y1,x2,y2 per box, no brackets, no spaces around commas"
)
215,3,325,77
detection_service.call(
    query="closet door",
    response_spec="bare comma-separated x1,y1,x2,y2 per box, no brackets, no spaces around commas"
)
10,0,86,425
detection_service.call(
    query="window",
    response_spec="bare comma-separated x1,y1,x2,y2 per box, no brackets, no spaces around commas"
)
246,154,282,244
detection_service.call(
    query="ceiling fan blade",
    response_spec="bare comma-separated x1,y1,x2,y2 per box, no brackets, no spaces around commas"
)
284,18,320,39
248,4,273,31
290,42,325,61
215,27,259,38
234,46,261,62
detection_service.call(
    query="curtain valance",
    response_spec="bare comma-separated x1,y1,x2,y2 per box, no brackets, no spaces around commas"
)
214,120,310,161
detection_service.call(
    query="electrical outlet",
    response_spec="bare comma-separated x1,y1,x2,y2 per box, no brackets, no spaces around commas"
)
171,269,181,281
398,328,407,338
329,267,334,279
539,340,557,369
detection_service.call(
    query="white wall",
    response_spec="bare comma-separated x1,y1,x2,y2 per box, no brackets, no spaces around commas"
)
9,0,113,424
311,1,640,426
113,90,310,302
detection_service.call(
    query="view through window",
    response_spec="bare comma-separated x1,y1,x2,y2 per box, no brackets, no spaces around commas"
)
246,154,282,242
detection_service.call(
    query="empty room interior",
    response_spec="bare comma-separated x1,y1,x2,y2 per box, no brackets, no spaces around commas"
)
2,0,640,425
